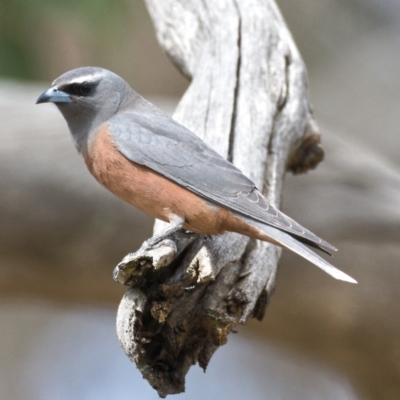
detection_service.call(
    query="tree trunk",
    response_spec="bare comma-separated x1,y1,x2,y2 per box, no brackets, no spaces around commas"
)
115,0,323,396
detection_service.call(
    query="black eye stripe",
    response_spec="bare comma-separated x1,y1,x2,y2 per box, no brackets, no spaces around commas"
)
61,82,93,96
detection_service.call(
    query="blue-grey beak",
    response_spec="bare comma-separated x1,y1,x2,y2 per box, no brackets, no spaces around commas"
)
36,87,72,104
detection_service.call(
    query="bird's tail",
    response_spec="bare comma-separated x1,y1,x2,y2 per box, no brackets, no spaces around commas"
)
236,214,357,284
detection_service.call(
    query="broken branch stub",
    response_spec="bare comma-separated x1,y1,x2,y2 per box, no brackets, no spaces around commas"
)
115,0,323,396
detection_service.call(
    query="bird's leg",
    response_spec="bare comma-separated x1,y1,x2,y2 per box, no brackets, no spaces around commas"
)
143,214,194,249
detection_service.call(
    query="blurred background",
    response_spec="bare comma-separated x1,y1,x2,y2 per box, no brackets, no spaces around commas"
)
1,0,399,399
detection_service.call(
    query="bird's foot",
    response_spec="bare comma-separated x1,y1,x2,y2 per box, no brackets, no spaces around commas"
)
143,229,196,250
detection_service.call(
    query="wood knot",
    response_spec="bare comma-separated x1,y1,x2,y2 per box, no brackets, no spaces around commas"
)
288,118,325,174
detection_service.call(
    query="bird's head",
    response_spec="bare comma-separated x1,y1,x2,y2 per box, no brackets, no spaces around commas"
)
36,67,131,152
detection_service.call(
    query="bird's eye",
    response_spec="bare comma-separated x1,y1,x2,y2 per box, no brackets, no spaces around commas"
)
80,83,92,95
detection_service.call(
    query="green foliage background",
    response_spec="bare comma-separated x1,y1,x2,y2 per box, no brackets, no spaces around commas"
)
0,0,187,95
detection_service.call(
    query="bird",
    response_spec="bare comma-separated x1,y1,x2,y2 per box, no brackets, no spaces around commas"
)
36,66,356,284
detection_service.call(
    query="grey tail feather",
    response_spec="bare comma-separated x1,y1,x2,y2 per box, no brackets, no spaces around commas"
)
238,215,357,284
287,234,333,256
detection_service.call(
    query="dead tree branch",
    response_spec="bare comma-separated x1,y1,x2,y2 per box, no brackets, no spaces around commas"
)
115,0,323,396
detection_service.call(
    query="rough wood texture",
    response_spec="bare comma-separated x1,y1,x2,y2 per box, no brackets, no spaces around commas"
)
115,0,322,396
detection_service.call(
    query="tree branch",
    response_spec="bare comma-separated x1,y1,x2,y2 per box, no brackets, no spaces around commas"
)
115,0,322,396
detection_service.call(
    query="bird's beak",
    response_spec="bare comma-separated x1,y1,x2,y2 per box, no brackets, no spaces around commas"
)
36,87,72,104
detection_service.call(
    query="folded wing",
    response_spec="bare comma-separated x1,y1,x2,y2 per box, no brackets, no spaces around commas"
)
109,107,336,254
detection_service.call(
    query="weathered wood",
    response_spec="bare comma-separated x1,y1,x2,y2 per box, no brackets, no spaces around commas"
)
113,0,322,396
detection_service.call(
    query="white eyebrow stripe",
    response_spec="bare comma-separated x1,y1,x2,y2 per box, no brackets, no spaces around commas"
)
66,72,103,85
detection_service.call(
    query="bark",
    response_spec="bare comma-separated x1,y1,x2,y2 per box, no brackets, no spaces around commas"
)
115,0,323,396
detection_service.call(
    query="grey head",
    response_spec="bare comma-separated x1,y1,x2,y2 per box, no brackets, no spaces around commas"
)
36,67,137,153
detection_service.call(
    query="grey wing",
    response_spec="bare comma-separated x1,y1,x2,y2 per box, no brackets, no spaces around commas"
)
109,110,336,253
